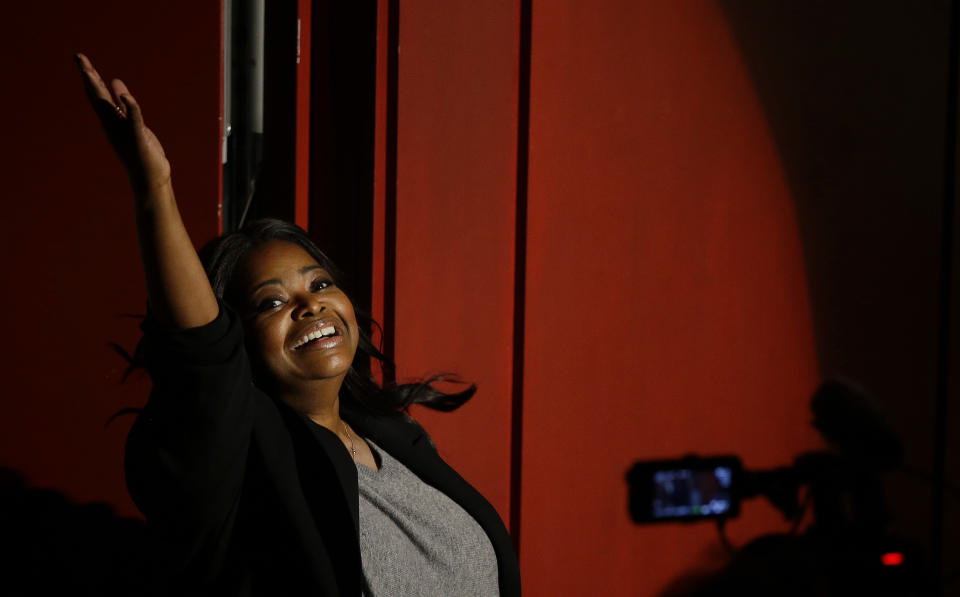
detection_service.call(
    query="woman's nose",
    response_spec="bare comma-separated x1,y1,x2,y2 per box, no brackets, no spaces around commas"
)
291,294,325,319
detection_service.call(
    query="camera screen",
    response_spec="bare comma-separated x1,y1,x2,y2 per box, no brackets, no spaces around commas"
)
651,466,734,519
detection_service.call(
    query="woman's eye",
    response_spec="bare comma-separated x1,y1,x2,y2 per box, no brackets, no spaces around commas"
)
310,278,333,292
256,298,284,312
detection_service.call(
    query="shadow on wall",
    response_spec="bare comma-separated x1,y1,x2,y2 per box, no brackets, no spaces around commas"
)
717,0,951,554
0,468,151,595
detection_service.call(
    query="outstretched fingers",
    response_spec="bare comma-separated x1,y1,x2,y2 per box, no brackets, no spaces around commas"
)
118,90,145,129
75,54,124,124
74,54,110,99
110,78,132,118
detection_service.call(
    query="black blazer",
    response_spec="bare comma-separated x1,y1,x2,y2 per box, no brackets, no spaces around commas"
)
125,305,521,596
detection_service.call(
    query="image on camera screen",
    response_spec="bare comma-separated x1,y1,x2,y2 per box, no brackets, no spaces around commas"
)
651,466,733,519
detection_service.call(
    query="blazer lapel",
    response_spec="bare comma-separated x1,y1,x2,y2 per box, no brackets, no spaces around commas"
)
293,411,361,534
248,395,350,595
270,401,363,587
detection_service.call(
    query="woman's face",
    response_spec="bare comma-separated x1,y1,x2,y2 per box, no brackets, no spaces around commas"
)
234,240,359,391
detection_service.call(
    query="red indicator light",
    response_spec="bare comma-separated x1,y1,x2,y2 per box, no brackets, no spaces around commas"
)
881,552,904,566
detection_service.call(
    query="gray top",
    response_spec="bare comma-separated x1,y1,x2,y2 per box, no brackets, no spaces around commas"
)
356,439,500,597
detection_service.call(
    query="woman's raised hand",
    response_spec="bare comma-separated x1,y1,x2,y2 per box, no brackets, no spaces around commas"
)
74,53,171,197
74,52,218,329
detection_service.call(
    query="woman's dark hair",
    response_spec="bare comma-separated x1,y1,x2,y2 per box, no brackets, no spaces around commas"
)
198,218,474,417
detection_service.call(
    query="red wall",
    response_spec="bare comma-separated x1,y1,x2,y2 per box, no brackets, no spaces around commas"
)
379,1,823,594
521,2,820,592
0,1,222,518
389,0,520,524
377,0,960,594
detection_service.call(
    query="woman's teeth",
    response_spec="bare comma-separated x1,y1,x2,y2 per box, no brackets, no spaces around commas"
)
294,325,338,349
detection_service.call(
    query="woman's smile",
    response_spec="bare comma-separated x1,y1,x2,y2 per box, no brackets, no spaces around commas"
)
290,317,346,352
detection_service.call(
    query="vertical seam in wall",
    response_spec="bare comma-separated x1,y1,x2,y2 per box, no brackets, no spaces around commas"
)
294,0,312,231
510,0,532,556
382,0,400,382
218,0,226,235
933,0,958,591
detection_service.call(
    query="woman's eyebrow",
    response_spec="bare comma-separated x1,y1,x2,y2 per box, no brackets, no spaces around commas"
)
249,266,325,293
250,278,282,294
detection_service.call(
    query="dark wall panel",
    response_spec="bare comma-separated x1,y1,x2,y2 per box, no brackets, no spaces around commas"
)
720,1,957,584
0,1,222,517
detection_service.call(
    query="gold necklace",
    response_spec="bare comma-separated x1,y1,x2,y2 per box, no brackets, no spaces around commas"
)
341,420,357,460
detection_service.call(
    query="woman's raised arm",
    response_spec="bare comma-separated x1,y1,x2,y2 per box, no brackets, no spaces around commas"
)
75,53,218,329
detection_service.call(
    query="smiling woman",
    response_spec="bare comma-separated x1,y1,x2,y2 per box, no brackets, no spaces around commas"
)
75,53,520,596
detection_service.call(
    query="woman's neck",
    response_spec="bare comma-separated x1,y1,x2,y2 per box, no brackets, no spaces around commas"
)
275,377,345,432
